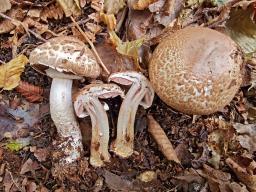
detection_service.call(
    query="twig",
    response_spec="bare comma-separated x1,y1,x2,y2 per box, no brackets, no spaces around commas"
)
70,16,110,75
0,12,46,42
116,7,127,33
147,115,180,164
6,169,25,192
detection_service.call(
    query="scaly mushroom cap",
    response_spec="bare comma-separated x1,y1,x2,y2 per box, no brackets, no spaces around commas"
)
108,71,154,108
73,83,124,118
149,26,243,115
29,36,101,78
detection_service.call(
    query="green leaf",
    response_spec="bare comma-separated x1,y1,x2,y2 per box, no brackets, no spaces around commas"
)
226,6,256,54
6,138,30,152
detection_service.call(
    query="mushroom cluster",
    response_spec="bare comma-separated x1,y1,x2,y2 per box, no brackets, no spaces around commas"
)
29,36,101,165
149,26,243,115
29,36,155,168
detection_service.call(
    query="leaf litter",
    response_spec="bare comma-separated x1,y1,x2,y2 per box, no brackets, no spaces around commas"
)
0,0,256,191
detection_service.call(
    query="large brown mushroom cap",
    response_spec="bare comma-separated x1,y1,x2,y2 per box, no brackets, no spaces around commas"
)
149,26,243,115
29,36,101,78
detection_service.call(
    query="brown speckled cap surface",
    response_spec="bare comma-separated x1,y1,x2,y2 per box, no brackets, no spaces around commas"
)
149,26,243,115
29,36,101,78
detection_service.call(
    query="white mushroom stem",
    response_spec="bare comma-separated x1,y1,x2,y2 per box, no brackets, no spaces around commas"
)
84,97,110,167
111,83,147,158
50,78,83,164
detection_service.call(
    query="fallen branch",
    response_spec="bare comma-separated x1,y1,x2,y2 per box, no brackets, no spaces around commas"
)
147,115,180,164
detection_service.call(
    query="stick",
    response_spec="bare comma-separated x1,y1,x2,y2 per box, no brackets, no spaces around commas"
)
70,16,110,75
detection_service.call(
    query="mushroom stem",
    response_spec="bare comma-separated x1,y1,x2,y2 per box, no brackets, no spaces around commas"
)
50,78,83,164
111,83,146,158
84,97,110,167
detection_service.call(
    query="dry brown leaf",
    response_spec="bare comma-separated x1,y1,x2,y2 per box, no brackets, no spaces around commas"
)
16,81,44,102
100,12,116,31
56,0,81,17
27,8,41,18
137,171,157,182
40,3,64,22
91,0,104,12
88,12,101,22
104,0,125,14
95,41,135,80
86,22,102,34
233,123,256,153
20,158,39,175
127,9,152,40
19,17,49,34
226,157,256,192
34,148,49,162
0,7,25,34
0,0,11,13
128,0,156,10
147,115,180,163
0,54,28,91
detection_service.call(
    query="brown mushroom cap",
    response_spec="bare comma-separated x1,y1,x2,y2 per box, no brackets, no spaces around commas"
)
149,26,243,115
29,36,101,78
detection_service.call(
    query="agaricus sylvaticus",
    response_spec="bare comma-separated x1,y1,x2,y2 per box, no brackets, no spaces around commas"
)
108,71,154,158
73,83,124,167
29,36,101,165
149,26,243,115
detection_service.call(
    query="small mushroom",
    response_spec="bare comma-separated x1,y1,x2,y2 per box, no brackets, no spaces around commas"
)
29,36,101,165
149,26,243,115
73,83,124,167
108,71,154,158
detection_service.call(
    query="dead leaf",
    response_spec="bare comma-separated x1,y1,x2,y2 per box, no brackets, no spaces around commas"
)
27,9,41,18
109,31,144,70
0,7,25,34
226,157,256,192
147,115,180,164
0,0,11,13
103,170,135,191
16,81,44,103
20,158,39,175
3,170,14,192
34,148,49,162
127,9,152,40
91,0,104,12
137,171,157,182
100,12,116,31
26,181,37,192
0,54,28,91
40,3,64,22
86,22,102,34
104,0,125,14
56,0,81,17
226,6,256,53
128,0,156,10
233,123,256,153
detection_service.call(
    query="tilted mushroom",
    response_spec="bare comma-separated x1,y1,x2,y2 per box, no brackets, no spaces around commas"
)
108,71,154,158
29,36,101,165
149,26,243,115
73,83,124,167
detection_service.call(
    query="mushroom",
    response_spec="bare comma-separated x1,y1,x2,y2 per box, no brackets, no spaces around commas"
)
108,71,154,158
149,26,244,115
29,36,101,165
73,83,124,167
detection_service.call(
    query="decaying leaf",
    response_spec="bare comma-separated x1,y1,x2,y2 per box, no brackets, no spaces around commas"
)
0,54,28,91
16,81,45,102
0,7,25,34
100,12,116,31
137,171,157,182
104,0,125,14
147,115,180,163
33,148,49,162
56,0,81,17
109,31,144,70
0,0,11,13
40,3,64,22
226,6,256,53
91,0,104,12
233,123,256,153
128,0,156,10
95,41,135,79
20,158,39,175
226,157,256,192
103,170,136,191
